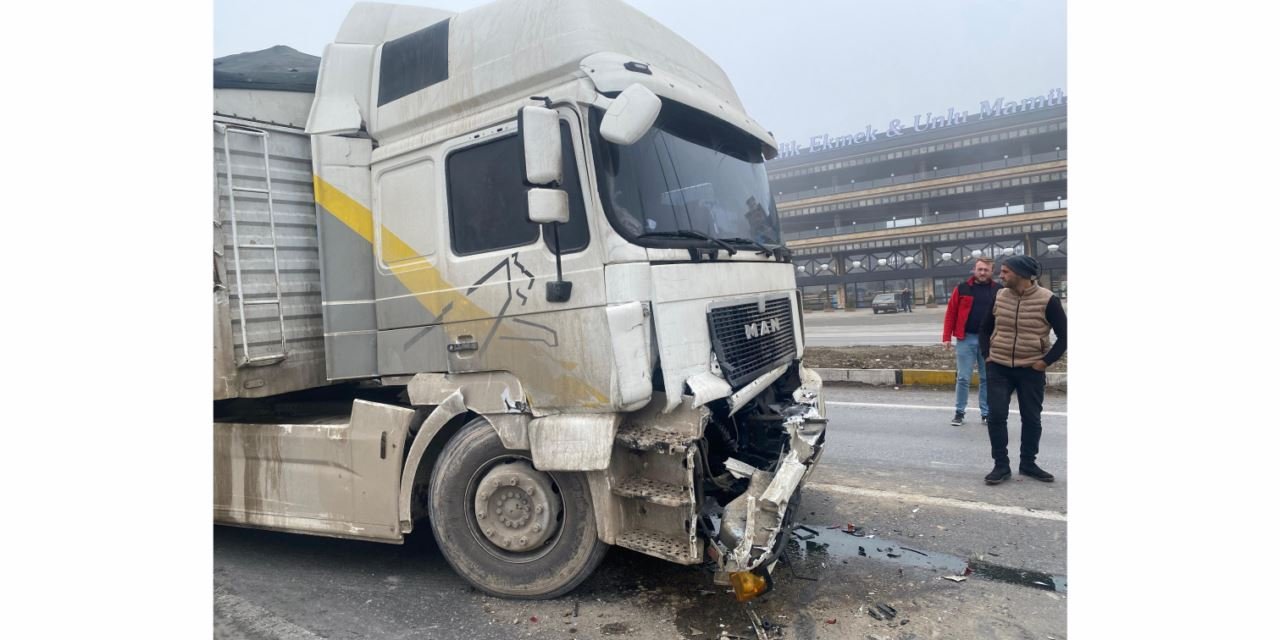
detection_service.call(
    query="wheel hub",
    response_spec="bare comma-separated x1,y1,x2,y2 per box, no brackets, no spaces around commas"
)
473,460,560,552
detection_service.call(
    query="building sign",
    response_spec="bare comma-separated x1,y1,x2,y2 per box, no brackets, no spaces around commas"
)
776,88,1066,159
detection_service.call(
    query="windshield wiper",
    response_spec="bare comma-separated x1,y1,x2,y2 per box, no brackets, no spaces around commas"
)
718,237,778,257
636,230,737,256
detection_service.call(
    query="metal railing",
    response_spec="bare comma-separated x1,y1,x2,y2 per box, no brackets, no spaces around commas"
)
784,199,1068,242
774,149,1067,204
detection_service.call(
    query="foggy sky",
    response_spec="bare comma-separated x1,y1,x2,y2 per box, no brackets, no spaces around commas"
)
214,0,1065,147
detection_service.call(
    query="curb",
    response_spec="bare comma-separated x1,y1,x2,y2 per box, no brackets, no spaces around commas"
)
813,368,1066,389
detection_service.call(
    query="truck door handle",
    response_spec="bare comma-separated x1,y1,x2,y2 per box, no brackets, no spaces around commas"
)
447,336,479,353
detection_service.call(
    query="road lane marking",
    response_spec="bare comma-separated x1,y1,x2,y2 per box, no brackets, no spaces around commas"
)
828,401,1066,417
807,483,1068,522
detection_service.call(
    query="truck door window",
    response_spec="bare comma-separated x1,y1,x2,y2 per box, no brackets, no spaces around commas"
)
377,158,436,267
546,123,589,255
445,123,589,256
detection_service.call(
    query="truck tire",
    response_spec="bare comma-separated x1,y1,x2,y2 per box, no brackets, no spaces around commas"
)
427,417,609,599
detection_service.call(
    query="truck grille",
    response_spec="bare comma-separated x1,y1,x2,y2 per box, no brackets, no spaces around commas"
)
707,296,797,388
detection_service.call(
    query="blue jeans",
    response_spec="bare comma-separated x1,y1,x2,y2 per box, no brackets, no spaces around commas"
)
954,334,988,416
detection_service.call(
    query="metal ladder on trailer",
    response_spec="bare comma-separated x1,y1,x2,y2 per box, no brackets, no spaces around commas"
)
217,123,288,366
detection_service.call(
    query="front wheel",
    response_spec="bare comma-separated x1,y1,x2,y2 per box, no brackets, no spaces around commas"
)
427,417,609,599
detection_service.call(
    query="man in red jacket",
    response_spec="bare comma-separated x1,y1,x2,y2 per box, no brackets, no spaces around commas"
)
941,257,1001,426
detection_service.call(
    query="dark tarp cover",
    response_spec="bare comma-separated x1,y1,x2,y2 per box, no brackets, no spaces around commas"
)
214,45,320,93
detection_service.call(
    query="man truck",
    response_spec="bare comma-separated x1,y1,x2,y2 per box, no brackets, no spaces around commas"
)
213,0,826,601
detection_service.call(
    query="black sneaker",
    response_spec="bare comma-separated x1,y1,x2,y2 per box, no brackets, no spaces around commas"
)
1019,462,1055,482
981,415,989,425
985,464,1012,485
950,412,964,426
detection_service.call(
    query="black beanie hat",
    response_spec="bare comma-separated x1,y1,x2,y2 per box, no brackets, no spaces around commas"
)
1004,255,1041,279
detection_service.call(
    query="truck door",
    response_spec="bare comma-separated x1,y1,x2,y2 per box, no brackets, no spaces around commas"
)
433,112,614,411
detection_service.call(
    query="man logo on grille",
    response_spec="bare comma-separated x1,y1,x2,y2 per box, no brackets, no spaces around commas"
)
744,318,782,339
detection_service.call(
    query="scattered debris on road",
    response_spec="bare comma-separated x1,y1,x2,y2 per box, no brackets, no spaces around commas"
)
792,524,820,540
744,605,769,640
944,575,968,583
840,523,868,537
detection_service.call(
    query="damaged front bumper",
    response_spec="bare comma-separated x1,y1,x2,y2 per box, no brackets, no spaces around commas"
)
710,365,827,584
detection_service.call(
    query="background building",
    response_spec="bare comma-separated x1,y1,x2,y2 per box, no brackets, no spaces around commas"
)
769,95,1067,311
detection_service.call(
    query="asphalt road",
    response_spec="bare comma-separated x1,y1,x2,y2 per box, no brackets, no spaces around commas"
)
802,307,947,346
215,386,1067,640
802,305,1063,347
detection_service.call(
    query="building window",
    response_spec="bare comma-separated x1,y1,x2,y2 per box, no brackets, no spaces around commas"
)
1042,269,1068,300
1036,235,1067,258
934,277,957,305
932,247,961,268
844,283,862,309
801,285,839,311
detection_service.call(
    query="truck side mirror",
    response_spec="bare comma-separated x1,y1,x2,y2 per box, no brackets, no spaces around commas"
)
518,105,563,186
528,188,569,224
600,84,662,145
520,103,572,303
527,184,573,303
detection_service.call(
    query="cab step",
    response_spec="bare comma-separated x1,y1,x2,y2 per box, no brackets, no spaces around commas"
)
614,423,698,454
615,529,703,565
611,476,692,508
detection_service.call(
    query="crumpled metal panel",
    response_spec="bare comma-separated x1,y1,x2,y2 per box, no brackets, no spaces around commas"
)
718,470,774,550
716,366,827,574
407,371,528,414
685,371,732,408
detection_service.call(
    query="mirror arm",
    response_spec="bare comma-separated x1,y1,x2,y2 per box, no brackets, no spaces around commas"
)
546,222,573,303
552,223,564,282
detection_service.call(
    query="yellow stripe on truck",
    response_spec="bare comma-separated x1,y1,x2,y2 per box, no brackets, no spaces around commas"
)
313,174,483,322
311,175,609,407
313,175,375,243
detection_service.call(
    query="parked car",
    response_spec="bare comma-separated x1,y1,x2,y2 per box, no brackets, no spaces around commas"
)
871,292,901,314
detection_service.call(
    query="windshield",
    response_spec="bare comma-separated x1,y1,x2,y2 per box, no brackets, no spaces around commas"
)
590,101,782,249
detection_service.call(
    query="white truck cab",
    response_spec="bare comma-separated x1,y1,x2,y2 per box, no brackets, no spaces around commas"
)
214,0,826,601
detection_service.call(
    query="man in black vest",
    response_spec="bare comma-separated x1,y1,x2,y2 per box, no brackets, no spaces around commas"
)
979,255,1067,485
